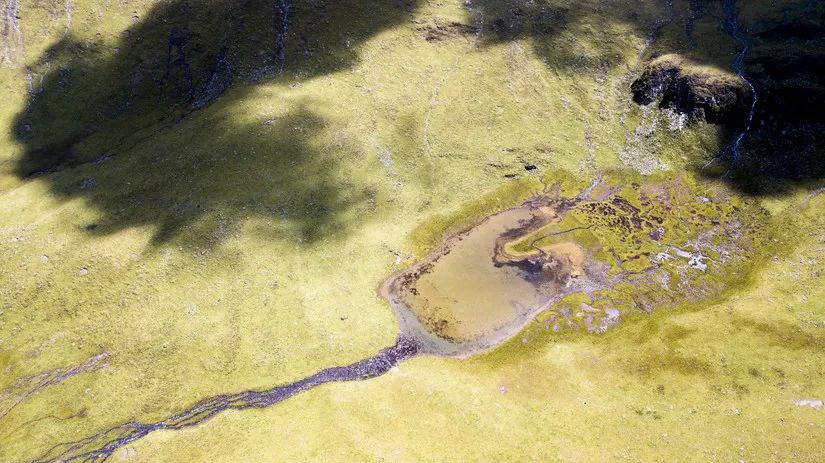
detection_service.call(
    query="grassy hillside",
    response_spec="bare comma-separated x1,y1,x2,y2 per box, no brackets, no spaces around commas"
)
1,0,823,461
123,192,825,462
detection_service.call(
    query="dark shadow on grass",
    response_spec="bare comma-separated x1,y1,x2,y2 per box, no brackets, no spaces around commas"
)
465,0,825,195
466,0,737,73
10,0,825,250
468,0,690,70
11,0,418,245
75,102,373,246
688,1,825,193
731,314,825,352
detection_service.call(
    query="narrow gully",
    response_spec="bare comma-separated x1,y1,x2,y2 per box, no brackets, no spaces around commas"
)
722,0,758,164
274,0,291,73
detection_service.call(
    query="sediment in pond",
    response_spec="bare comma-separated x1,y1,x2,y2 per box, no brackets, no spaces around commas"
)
381,175,769,357
381,194,615,356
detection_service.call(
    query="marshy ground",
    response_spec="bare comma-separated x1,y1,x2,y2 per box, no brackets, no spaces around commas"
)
385,174,769,356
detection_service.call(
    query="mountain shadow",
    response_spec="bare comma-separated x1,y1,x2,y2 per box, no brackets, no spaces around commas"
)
717,0,825,194
10,0,825,252
11,0,419,245
465,0,825,195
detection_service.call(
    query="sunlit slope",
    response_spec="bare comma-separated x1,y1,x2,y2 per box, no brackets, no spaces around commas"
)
1,0,665,460
120,192,825,462
0,0,822,461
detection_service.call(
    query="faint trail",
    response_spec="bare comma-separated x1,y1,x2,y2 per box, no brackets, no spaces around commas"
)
64,0,74,35
31,338,419,463
423,64,452,157
423,1,484,157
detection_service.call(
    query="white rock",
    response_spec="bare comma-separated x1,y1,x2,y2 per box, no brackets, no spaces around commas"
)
794,399,824,410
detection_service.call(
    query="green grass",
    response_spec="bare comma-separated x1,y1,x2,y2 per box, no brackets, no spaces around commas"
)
111,194,825,463
0,0,823,461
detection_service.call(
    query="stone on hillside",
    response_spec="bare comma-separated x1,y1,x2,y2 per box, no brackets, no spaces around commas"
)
631,55,752,128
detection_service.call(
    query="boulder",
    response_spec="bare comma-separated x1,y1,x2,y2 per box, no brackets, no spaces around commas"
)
631,54,753,128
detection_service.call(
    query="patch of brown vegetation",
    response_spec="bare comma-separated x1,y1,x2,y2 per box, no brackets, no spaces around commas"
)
419,18,478,42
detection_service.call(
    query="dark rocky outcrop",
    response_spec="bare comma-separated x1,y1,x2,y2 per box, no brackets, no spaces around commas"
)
631,54,753,127
193,48,233,109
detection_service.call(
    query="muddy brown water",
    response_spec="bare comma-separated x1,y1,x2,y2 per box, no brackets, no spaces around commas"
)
381,197,611,357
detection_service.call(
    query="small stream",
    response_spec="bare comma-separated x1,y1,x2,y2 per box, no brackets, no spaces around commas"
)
723,0,758,163
31,171,755,462
24,4,763,459
274,0,291,72
34,338,420,462
35,188,619,462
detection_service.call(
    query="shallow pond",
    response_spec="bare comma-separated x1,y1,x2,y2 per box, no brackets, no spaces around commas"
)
380,178,764,357
381,197,609,356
